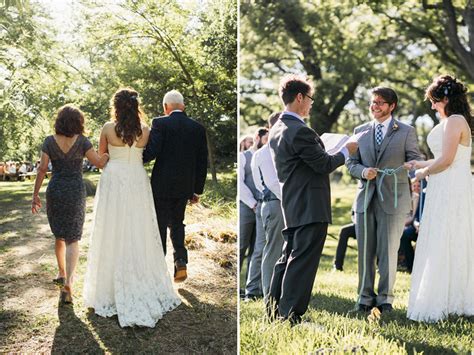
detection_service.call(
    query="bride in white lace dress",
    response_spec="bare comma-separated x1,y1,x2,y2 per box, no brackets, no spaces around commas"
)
406,75,473,322
84,88,181,327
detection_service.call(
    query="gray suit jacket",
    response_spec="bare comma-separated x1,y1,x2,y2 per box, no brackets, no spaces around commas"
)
269,114,346,228
346,119,422,215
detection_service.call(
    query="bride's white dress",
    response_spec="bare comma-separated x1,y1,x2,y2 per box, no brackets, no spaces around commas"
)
84,143,181,327
407,116,474,322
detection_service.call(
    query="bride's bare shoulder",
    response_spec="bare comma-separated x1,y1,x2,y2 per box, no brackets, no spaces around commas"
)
102,121,115,131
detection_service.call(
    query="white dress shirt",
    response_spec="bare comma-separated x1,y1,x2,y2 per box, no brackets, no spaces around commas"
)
282,110,305,123
239,151,258,209
374,116,392,141
250,144,282,201
362,116,393,178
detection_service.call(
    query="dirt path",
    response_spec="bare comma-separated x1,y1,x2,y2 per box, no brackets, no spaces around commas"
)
0,180,237,354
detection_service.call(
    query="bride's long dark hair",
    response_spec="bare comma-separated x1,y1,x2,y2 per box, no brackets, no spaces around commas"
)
425,75,473,135
110,88,145,146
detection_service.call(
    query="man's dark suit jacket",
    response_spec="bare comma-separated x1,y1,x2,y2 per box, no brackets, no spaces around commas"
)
143,111,208,199
269,114,346,228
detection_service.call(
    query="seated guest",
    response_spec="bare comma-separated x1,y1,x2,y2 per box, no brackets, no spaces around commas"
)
6,161,18,181
33,160,40,174
399,178,426,273
333,206,356,271
0,162,5,180
19,162,28,174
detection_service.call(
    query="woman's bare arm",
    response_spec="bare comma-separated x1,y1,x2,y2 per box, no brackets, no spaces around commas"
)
31,152,49,214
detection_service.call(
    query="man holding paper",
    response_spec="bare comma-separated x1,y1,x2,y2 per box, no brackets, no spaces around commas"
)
346,87,422,314
267,74,358,325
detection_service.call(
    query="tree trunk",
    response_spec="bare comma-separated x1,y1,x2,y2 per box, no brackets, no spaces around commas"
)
206,130,218,184
310,111,334,135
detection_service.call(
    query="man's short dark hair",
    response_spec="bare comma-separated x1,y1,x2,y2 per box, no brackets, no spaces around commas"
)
256,127,269,138
267,112,281,128
372,86,398,111
279,75,313,105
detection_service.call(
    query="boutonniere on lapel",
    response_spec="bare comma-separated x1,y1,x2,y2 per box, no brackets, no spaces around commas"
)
392,122,399,132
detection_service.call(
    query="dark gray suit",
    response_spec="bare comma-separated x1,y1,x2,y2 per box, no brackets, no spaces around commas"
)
346,118,421,307
267,113,346,322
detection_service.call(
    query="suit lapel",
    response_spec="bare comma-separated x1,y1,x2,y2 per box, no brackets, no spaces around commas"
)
376,119,397,164
367,124,376,164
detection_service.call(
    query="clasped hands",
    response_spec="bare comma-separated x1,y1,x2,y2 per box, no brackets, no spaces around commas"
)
362,159,428,181
403,160,429,181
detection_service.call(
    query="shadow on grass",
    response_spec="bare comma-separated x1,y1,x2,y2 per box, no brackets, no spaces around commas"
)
84,288,236,353
309,293,464,354
52,302,102,354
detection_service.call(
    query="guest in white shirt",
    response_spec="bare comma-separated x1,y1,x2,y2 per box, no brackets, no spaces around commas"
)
250,112,285,302
239,128,268,300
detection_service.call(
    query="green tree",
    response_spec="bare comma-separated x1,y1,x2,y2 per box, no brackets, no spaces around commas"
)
241,0,472,141
0,0,236,181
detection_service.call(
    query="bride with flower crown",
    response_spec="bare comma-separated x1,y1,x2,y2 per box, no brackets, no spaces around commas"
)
83,88,181,327
405,75,474,322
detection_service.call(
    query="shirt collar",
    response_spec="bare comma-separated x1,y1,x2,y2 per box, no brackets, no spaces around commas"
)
282,111,305,123
374,116,392,130
170,110,183,114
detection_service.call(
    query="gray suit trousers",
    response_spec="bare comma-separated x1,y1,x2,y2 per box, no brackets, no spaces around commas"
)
261,199,285,300
355,194,405,306
245,200,265,296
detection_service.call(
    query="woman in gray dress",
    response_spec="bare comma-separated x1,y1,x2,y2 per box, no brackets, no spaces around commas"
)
32,104,109,304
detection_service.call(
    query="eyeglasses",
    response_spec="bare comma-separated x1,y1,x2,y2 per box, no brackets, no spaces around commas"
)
303,93,314,101
370,100,388,107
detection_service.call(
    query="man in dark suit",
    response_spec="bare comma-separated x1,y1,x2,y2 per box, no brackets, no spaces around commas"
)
267,75,358,325
143,90,208,282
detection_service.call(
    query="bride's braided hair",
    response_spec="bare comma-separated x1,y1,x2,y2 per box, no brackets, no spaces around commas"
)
425,75,473,134
111,88,144,146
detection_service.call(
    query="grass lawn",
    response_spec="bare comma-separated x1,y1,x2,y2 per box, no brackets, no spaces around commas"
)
0,170,237,353
240,181,473,354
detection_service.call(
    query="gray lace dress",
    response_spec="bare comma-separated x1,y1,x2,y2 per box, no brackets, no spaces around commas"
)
41,135,93,242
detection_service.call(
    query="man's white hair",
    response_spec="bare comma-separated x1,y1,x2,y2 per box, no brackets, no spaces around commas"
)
163,90,184,105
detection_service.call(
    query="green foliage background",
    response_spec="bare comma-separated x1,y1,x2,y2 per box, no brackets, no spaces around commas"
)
241,0,474,155
0,0,237,181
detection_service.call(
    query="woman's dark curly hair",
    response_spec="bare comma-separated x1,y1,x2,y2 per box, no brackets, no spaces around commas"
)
110,88,144,146
54,104,85,137
425,75,473,134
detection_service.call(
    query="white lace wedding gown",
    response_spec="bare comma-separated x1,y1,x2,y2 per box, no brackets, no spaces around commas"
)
407,117,474,322
84,143,181,327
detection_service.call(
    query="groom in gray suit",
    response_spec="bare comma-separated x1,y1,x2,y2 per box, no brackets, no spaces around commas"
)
346,87,422,313
267,75,358,324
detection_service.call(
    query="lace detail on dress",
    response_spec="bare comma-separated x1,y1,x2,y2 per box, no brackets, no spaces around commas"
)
407,119,474,322
83,144,181,327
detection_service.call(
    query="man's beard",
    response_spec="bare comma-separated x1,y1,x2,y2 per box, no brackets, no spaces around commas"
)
257,141,264,149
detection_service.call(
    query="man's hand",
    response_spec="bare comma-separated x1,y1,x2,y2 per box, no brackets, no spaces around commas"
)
414,220,420,233
189,193,200,204
345,141,358,156
364,167,378,180
404,160,420,170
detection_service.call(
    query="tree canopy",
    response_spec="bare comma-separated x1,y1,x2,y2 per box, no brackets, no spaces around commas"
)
241,0,473,146
0,0,237,181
